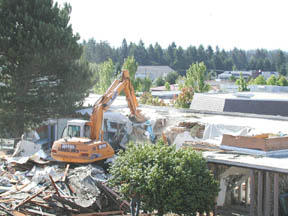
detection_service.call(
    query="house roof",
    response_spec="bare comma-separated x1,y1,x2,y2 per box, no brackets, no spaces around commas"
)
136,66,175,75
190,92,288,117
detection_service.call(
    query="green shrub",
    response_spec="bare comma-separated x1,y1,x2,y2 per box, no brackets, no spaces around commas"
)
165,71,179,84
267,75,277,85
277,76,288,86
139,92,167,106
165,82,171,90
155,77,165,86
134,77,152,92
171,87,194,108
235,72,249,92
109,140,219,216
253,75,266,85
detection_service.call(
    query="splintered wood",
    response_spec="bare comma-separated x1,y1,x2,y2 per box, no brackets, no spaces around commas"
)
0,159,131,216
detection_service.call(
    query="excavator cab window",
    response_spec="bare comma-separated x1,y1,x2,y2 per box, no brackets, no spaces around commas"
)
68,125,80,137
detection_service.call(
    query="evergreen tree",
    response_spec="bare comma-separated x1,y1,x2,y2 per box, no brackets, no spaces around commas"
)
154,43,166,65
80,39,288,80
147,44,158,65
0,0,92,137
120,38,128,64
134,40,148,65
166,42,177,68
174,46,186,74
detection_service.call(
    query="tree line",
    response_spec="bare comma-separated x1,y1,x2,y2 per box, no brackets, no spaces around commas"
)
82,39,288,76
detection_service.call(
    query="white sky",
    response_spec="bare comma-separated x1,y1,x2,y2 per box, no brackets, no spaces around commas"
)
56,0,288,50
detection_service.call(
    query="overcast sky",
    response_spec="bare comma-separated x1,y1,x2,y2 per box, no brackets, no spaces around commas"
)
56,0,288,51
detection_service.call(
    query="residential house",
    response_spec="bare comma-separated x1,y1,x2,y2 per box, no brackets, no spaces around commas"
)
218,71,255,80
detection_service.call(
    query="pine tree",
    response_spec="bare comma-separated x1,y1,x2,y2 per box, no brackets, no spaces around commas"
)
0,0,92,137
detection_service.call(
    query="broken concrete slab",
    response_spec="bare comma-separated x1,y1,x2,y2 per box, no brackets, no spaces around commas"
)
13,139,41,157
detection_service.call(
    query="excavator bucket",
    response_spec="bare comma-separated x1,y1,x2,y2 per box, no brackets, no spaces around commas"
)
129,110,146,123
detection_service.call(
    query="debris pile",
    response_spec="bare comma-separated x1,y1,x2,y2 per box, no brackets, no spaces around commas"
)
0,154,129,216
164,121,205,145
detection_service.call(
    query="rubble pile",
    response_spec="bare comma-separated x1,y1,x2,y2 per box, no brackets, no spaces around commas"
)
0,154,129,216
164,121,205,145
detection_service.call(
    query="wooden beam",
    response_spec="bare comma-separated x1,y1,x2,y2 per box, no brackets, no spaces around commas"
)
250,169,255,216
62,164,70,182
257,171,263,216
49,175,61,197
264,172,271,216
274,173,279,216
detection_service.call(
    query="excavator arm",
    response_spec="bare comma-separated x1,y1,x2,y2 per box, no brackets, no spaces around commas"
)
89,70,146,140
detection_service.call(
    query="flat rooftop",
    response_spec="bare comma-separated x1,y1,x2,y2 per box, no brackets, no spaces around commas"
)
209,92,288,101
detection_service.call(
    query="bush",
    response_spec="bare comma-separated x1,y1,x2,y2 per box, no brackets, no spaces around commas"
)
109,140,219,216
165,82,170,90
134,77,152,92
235,72,249,92
277,76,288,86
139,92,167,106
229,75,237,82
266,75,277,85
155,77,165,86
165,71,179,84
171,87,194,108
253,75,266,85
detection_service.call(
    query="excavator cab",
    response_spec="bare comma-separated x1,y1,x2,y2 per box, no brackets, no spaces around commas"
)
61,120,91,138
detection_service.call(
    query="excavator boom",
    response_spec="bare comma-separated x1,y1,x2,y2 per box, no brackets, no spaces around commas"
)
90,69,146,140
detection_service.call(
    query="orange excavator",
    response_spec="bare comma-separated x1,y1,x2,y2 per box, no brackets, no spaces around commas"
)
51,70,146,163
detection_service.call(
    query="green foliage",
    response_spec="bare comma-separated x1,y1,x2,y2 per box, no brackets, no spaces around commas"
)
248,78,255,85
184,62,210,93
249,75,288,87
122,56,138,81
165,82,171,91
155,77,165,87
0,0,92,137
134,77,152,92
109,141,219,216
139,92,167,106
266,75,277,85
165,71,179,84
277,76,288,86
229,75,237,82
93,59,115,94
235,72,249,92
172,87,194,108
82,38,288,78
83,40,114,64
253,75,267,85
